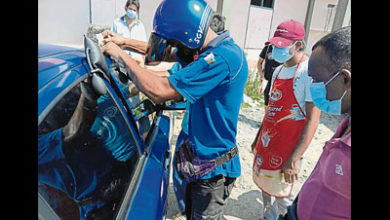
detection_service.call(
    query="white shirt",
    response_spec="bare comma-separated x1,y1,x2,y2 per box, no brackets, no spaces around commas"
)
111,16,147,59
268,59,313,114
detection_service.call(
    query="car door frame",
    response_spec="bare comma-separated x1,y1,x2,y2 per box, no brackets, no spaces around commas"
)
38,52,174,220
37,56,149,219
103,58,173,220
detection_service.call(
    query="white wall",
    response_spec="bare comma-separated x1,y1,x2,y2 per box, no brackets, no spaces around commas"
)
38,0,90,46
310,0,338,31
38,0,346,54
241,0,341,54
222,0,251,48
91,0,125,26
244,6,274,49
136,0,163,39
38,0,163,47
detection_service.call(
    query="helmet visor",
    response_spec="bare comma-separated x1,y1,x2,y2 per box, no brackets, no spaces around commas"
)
144,33,175,66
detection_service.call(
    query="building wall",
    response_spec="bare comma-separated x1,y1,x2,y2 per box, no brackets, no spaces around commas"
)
38,0,90,46
240,0,341,56
221,0,251,48
38,0,347,55
310,0,338,31
38,0,216,47
244,6,274,49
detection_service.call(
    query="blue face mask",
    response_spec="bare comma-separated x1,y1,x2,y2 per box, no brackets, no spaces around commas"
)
126,9,137,19
272,42,297,63
310,71,347,115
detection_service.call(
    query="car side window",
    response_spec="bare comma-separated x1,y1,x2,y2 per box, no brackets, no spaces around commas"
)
38,79,140,219
110,66,153,140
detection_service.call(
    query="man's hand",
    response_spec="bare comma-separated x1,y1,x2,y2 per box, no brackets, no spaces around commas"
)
101,41,123,59
258,77,265,94
128,83,140,97
101,30,127,47
282,158,299,184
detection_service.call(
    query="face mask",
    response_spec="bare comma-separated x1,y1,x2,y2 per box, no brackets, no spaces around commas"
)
310,71,347,115
272,42,297,63
126,9,137,19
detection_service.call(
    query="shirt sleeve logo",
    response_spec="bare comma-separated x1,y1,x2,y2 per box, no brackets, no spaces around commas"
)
204,53,216,65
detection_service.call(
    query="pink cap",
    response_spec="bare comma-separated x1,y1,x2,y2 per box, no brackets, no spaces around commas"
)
266,20,305,48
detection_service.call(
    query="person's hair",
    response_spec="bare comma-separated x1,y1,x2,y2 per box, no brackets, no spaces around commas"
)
210,12,226,33
126,0,140,11
312,26,351,71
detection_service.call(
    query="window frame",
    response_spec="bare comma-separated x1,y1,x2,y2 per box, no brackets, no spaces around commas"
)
250,0,275,9
38,69,147,219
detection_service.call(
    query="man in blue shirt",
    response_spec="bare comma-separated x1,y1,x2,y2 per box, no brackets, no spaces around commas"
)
101,0,248,219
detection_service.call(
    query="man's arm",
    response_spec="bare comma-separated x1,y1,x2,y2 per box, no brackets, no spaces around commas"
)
102,30,148,55
102,30,177,68
101,42,181,104
258,46,268,80
257,57,265,94
122,38,148,54
127,70,170,97
282,102,321,183
62,94,97,144
257,57,264,79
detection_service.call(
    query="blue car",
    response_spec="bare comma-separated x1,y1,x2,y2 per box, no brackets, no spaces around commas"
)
38,36,184,220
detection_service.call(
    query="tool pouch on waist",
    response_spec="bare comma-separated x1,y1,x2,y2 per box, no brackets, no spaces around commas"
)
174,139,237,182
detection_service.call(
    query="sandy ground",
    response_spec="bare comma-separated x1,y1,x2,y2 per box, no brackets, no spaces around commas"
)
165,103,345,220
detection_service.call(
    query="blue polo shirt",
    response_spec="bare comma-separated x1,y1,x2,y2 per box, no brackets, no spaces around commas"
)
168,31,248,179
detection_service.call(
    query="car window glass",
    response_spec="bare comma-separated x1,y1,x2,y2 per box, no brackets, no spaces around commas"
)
110,67,153,140
38,80,140,219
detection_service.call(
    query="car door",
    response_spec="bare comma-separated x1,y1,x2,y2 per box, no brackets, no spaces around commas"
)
38,69,144,219
104,58,172,220
38,43,173,219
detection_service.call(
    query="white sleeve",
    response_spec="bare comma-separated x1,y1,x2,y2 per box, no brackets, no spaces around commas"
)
133,21,147,42
303,69,313,102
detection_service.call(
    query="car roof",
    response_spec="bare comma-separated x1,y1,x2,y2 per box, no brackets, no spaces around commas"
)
38,44,82,59
38,44,89,122
38,44,86,91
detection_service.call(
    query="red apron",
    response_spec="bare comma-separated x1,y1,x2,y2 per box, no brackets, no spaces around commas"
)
253,58,307,198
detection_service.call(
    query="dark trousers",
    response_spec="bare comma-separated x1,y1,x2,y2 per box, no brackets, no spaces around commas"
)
185,175,236,220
